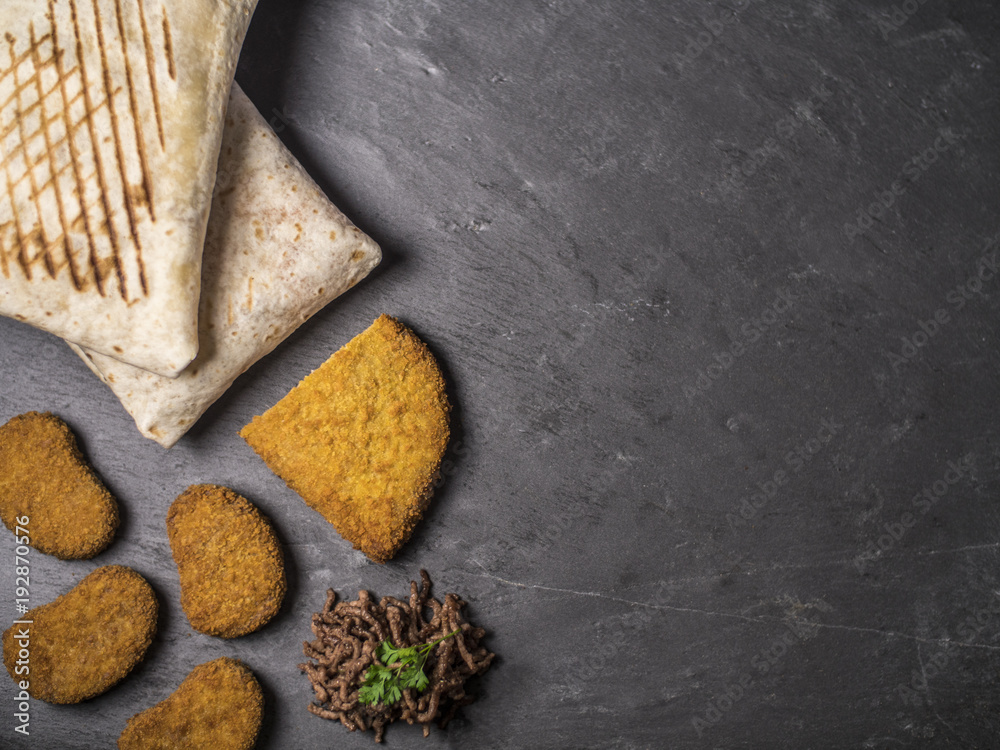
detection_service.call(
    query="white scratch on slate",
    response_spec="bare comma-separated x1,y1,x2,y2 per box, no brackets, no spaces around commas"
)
919,542,1000,556
916,644,932,705
468,561,1000,653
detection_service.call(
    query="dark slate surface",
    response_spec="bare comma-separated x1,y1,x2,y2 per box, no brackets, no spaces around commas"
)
2,0,1000,747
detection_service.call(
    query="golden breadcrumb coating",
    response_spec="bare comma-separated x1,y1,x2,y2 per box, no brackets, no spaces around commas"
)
0,412,119,559
2,565,157,704
117,657,263,750
240,315,450,563
167,484,286,638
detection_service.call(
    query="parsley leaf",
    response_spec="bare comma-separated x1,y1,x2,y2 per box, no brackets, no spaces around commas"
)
358,683,382,704
358,629,461,706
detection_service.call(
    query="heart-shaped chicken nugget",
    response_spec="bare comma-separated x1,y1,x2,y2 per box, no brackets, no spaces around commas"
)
167,484,285,638
0,412,119,559
118,657,263,750
2,565,157,703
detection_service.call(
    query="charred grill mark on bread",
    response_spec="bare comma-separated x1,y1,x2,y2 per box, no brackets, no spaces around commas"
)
11,29,59,280
89,0,134,299
27,23,82,288
135,0,163,149
0,0,169,299
48,0,100,293
161,10,174,81
111,0,152,291
69,0,126,296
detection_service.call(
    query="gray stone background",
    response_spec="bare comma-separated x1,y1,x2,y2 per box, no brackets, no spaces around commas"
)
2,0,999,747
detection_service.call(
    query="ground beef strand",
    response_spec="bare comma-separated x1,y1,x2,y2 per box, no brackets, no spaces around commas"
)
300,570,495,742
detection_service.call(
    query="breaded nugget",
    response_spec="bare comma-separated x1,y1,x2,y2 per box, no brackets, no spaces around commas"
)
241,315,450,563
118,657,263,750
0,412,118,559
3,565,157,704
167,484,286,638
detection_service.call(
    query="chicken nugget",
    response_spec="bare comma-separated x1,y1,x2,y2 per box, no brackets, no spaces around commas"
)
0,412,118,559
3,565,157,704
118,657,263,750
167,484,285,638
240,315,450,563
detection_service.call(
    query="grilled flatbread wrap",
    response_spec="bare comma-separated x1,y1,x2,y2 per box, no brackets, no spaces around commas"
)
0,0,258,376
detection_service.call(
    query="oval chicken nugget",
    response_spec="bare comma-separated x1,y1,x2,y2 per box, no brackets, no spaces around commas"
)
2,565,157,704
118,657,263,750
167,484,286,638
0,412,119,559
240,315,450,563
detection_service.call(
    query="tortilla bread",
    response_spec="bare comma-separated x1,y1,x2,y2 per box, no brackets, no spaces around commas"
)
0,0,258,377
70,83,381,447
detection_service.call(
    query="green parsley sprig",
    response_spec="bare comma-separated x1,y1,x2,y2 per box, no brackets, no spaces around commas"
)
358,628,461,706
